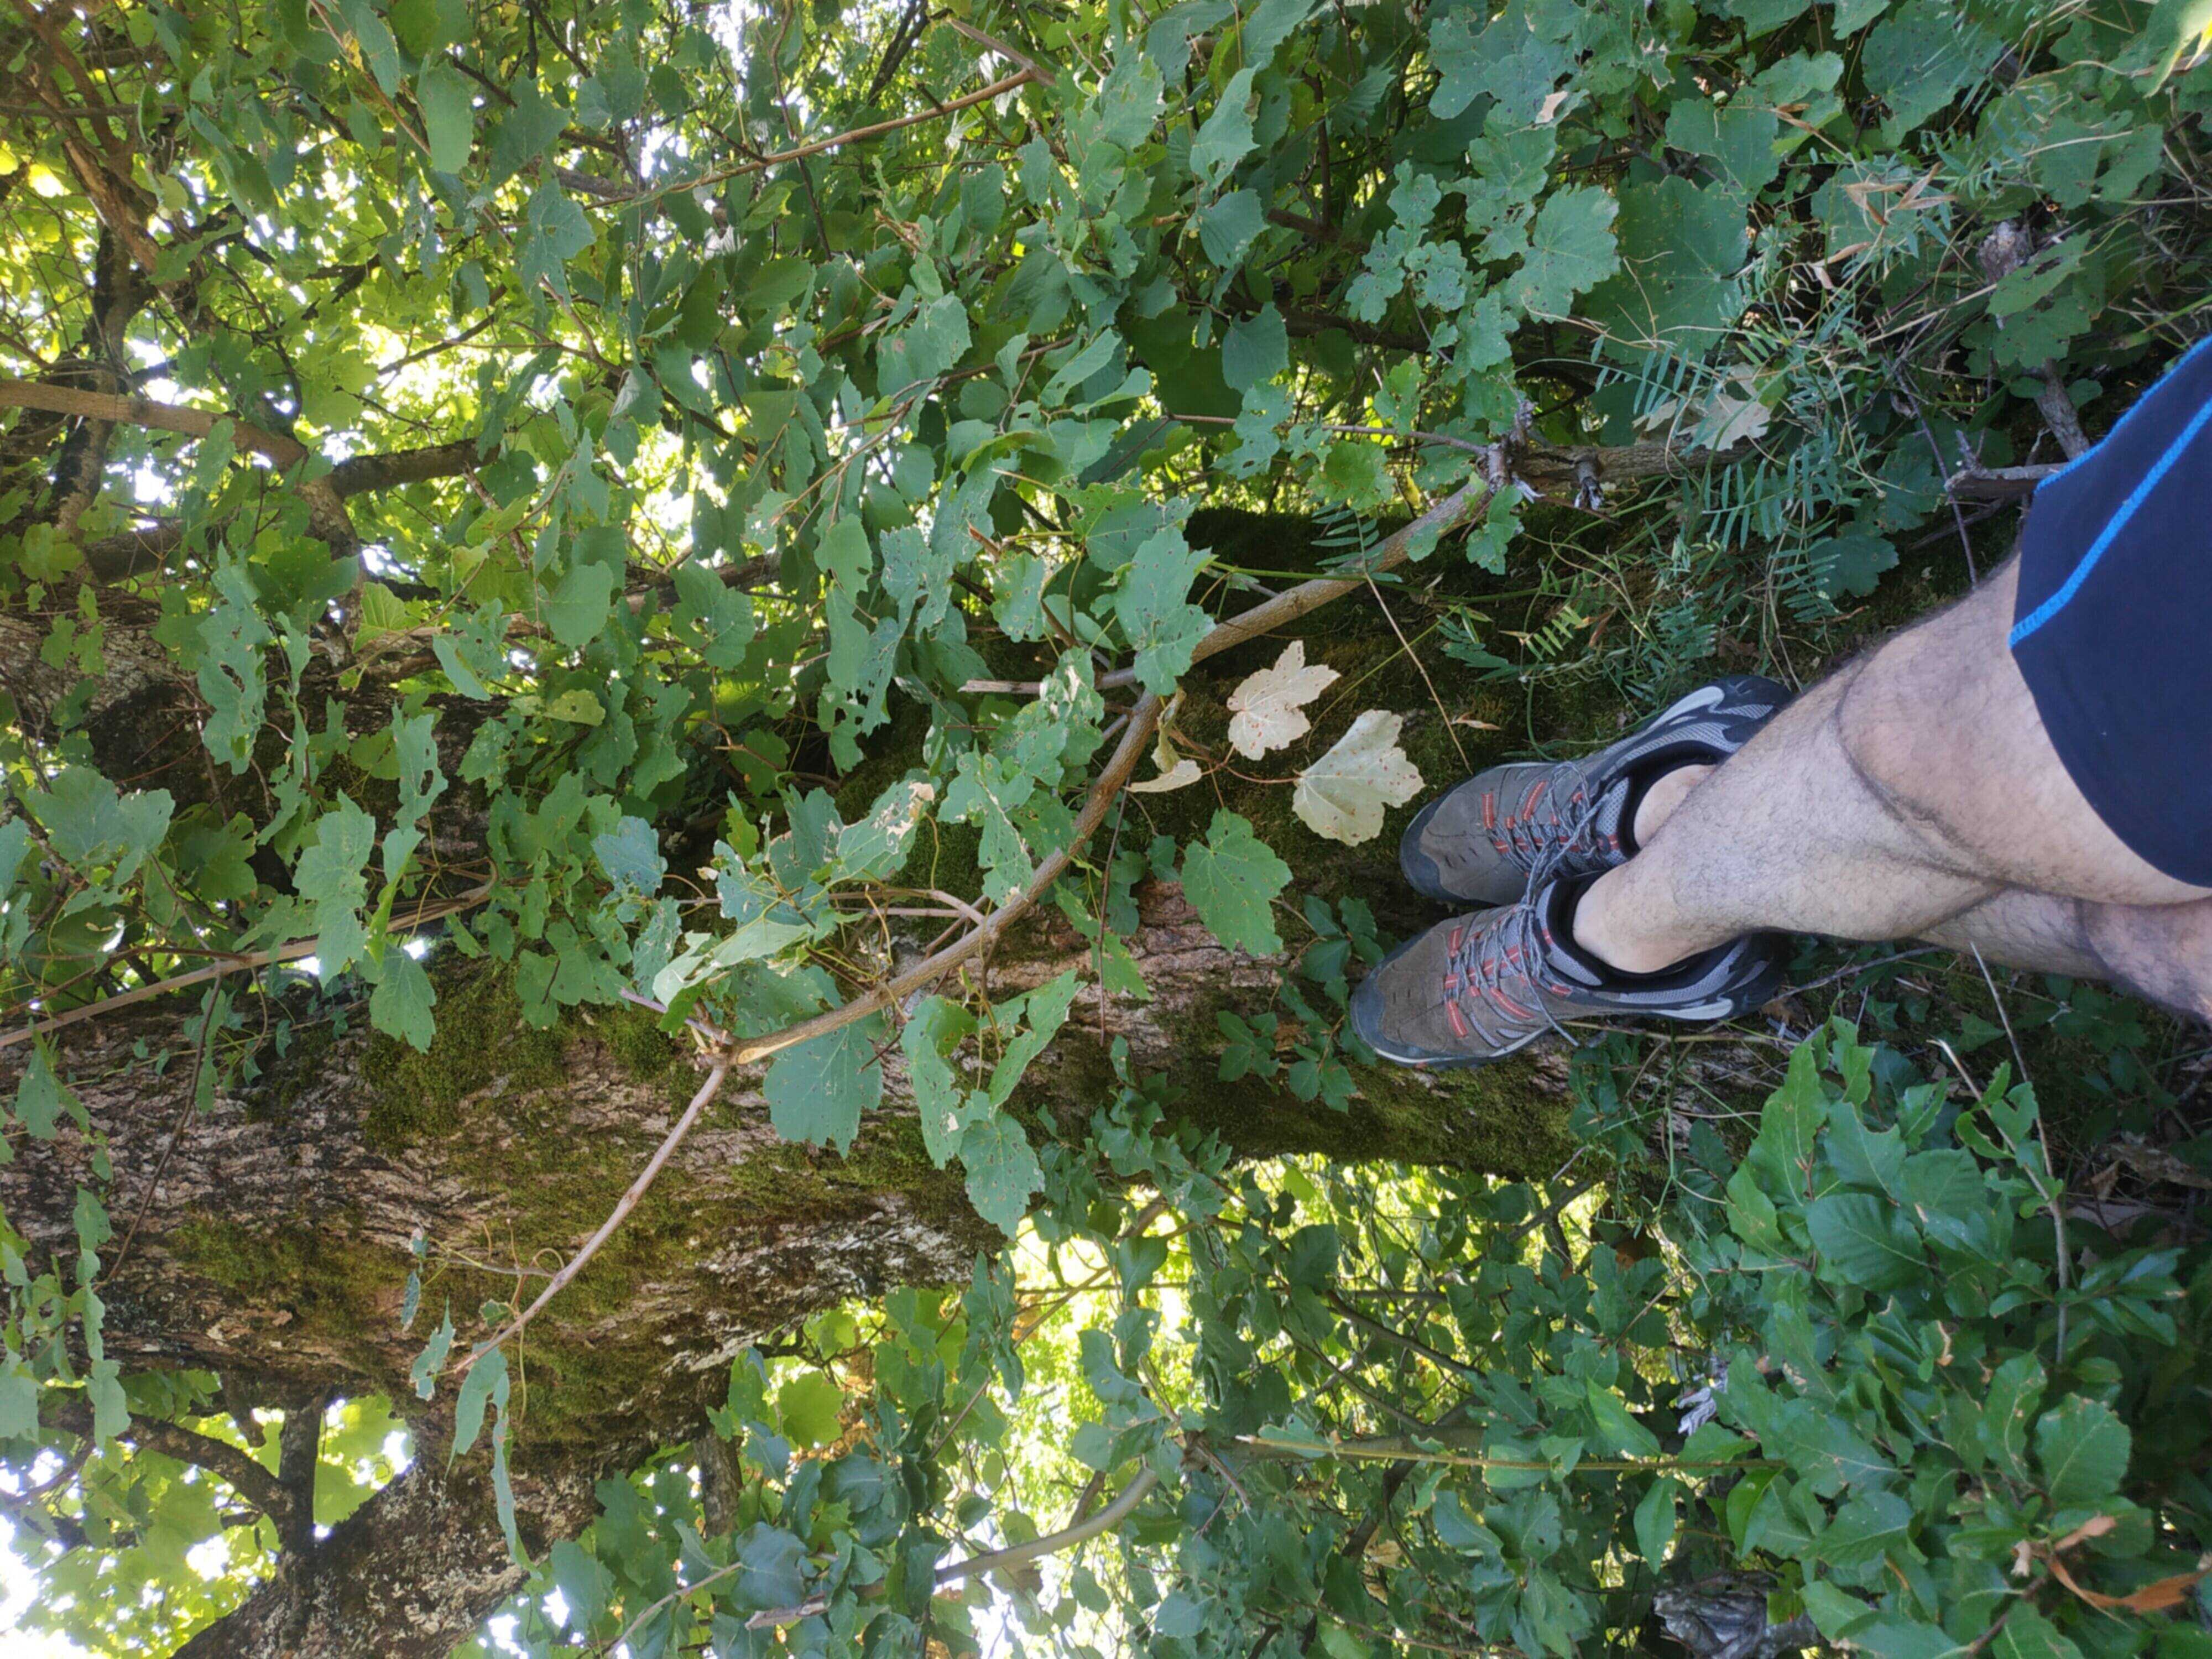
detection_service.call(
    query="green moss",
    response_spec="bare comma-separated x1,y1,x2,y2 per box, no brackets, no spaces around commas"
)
168,1214,415,1367
359,967,567,1151
592,999,681,1085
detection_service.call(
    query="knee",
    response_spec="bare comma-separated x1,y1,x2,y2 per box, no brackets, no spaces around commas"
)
2084,901,2212,1022
1830,647,1965,843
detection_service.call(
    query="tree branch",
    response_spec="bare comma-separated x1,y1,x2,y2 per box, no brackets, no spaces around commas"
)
75,437,485,580
45,1396,298,1531
0,883,495,1051
0,378,358,556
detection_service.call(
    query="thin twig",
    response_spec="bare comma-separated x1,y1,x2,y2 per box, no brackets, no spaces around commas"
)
0,884,495,1050
457,1058,730,1371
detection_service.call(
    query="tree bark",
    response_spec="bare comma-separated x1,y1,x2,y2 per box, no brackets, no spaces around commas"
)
0,508,1602,1655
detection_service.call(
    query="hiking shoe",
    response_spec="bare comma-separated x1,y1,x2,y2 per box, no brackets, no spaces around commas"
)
1400,676,1790,908
1348,877,1784,1069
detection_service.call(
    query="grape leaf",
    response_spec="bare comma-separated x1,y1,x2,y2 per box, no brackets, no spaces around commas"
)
1182,810,1291,956
764,1017,886,1152
1227,640,1340,759
959,1113,1044,1235
1292,711,1425,845
418,64,476,174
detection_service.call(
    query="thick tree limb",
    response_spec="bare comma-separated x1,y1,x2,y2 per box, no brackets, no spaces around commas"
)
75,438,485,580
0,378,359,556
45,1395,298,1532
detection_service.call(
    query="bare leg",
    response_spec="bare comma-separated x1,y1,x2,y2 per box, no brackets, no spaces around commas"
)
1919,889,2212,1022
1573,559,2212,1010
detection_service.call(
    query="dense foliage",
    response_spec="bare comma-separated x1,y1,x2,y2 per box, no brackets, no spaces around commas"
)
3,0,2211,1652
457,1017,2212,1659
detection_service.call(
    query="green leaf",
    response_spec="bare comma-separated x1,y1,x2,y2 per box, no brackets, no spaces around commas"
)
1583,178,1750,354
764,1018,885,1153
1157,1592,1207,1638
1992,1607,2084,1659
1182,810,1291,957
1112,529,1211,694
87,1359,127,1442
452,1345,507,1460
1747,1042,1828,1198
1198,190,1267,269
1806,1191,1924,1291
14,1045,71,1140
1663,101,1782,201
370,948,439,1053
1811,533,1898,600
1634,1477,1678,1566
1585,1380,1662,1458
776,1370,846,1447
837,778,934,882
1191,67,1258,184
1222,305,1288,393
1825,1098,1905,1198
1979,1353,2045,1481
0,1363,36,1438
411,1306,455,1400
544,560,615,650
0,817,30,896
1503,187,1619,320
593,815,665,896
417,63,475,173
1818,1488,1914,1572
2034,1396,2131,1505
296,798,377,979
960,1112,1043,1235
1861,1,2002,135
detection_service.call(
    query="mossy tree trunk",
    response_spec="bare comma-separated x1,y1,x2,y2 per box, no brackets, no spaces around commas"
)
2,512,1606,1657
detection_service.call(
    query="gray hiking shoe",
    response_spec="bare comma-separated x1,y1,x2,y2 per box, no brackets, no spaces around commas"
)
1400,676,1790,908
1349,877,1784,1069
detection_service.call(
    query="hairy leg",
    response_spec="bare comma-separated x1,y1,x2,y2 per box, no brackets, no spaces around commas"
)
1574,557,2212,974
1921,889,2212,1022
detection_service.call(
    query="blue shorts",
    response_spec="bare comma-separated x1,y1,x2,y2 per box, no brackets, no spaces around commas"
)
2008,336,2212,888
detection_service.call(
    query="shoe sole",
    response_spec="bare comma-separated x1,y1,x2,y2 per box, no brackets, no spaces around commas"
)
1397,676,1789,907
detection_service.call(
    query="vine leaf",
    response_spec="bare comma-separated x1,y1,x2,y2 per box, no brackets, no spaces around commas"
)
1292,711,1425,845
1181,810,1292,956
765,1017,886,1153
1227,641,1340,759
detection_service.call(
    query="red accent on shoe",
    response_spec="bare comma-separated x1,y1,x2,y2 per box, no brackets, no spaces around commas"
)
1493,990,1538,1021
1481,792,1497,831
1446,999,1470,1039
1448,925,1464,953
1522,778,1549,816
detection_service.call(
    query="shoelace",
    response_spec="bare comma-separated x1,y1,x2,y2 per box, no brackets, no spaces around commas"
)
1490,761,1619,869
1443,895,1577,1048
